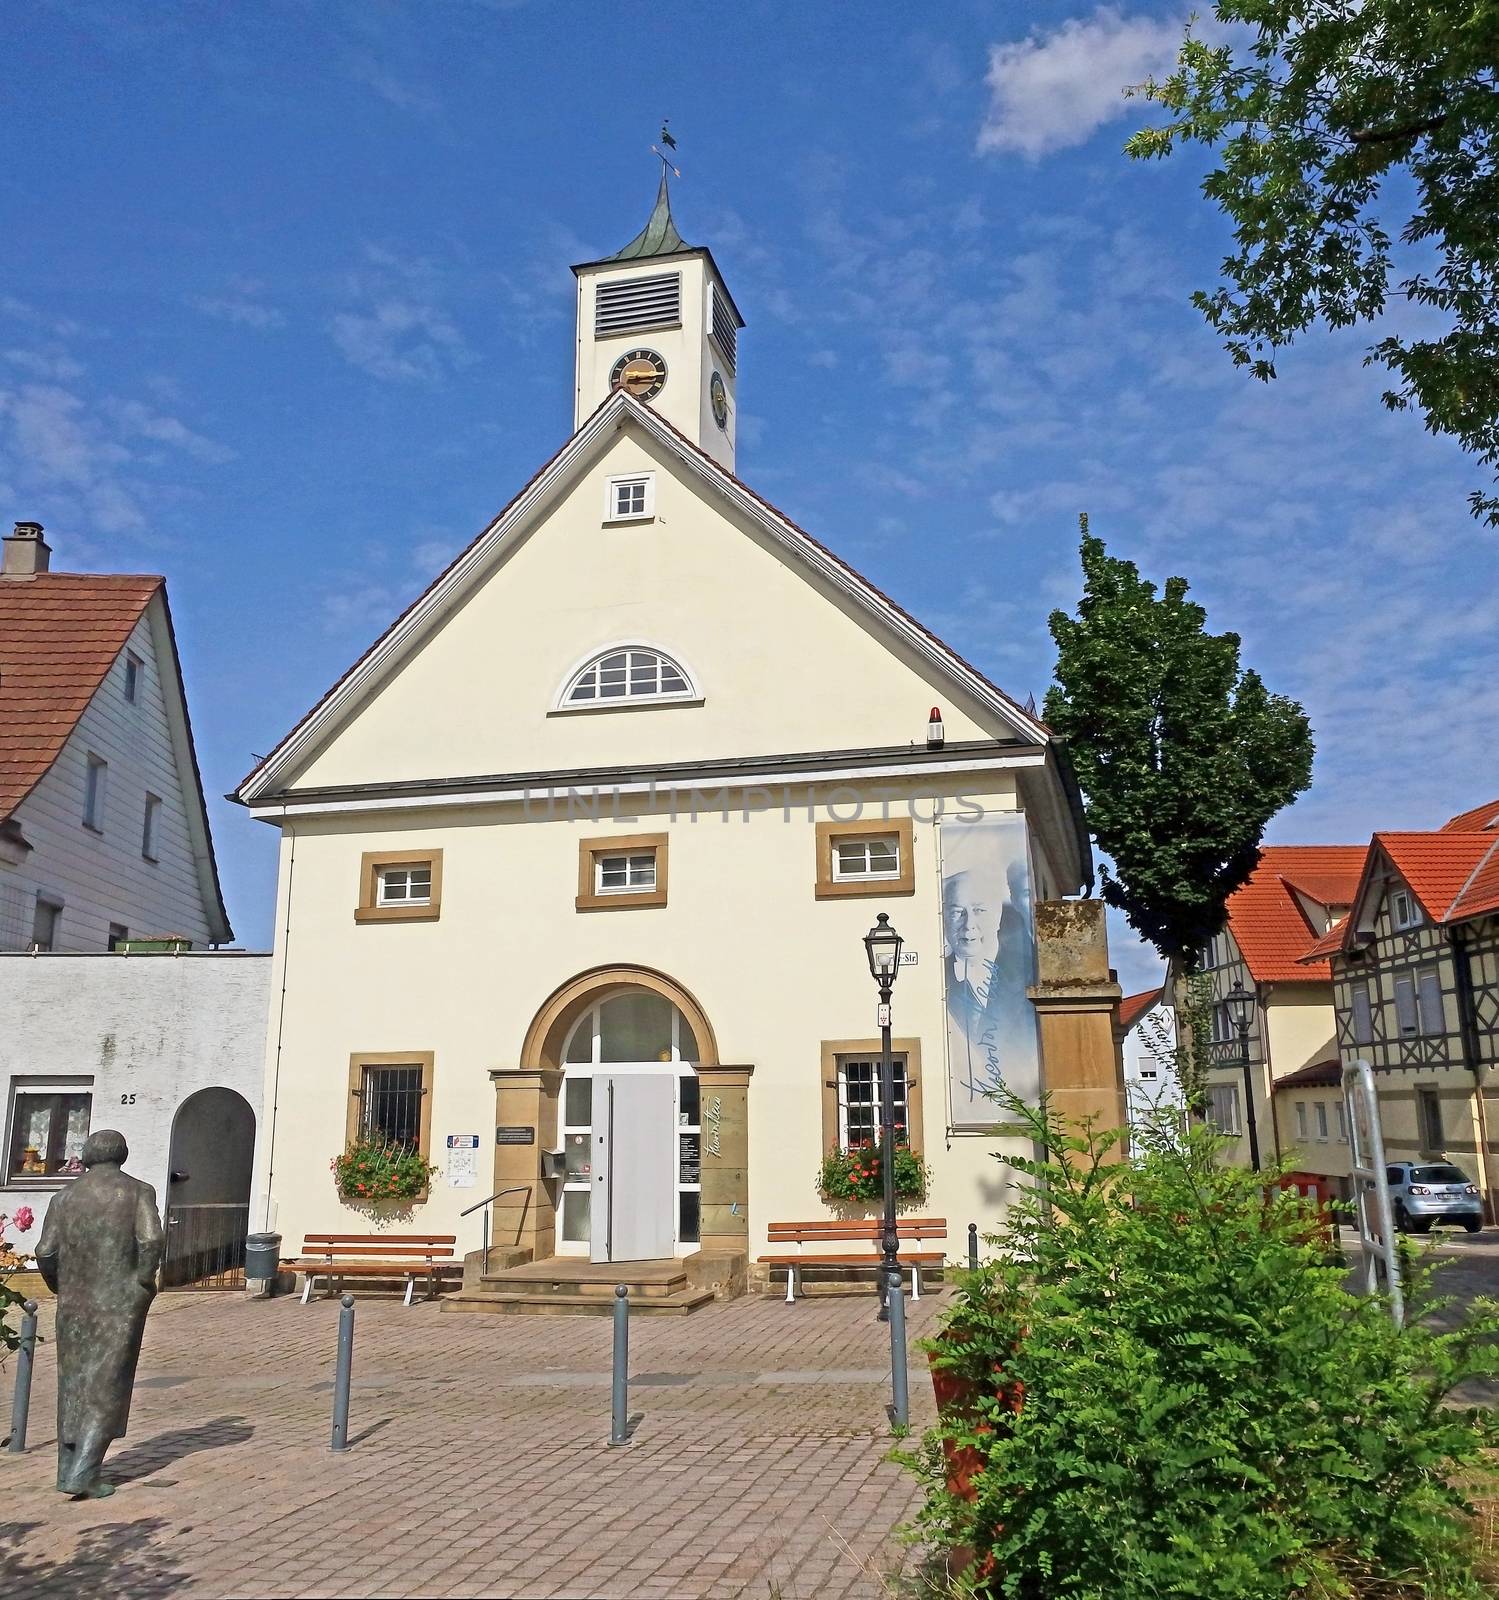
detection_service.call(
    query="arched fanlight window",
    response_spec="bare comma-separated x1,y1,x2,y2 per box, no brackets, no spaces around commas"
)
559,646,696,708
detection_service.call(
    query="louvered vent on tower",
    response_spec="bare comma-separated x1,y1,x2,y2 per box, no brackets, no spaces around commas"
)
710,285,738,375
595,272,682,337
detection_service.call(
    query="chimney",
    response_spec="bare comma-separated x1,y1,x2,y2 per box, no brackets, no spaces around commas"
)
2,522,51,577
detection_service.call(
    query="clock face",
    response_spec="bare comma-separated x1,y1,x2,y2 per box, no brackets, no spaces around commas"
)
610,348,667,402
709,371,729,430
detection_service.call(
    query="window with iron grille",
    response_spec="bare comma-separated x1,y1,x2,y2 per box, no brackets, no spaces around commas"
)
359,1064,425,1150
596,852,656,894
377,864,433,907
710,285,738,374
595,272,681,337
837,1056,909,1147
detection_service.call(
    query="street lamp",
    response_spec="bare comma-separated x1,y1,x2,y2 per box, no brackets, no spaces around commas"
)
1224,980,1262,1171
862,912,909,1428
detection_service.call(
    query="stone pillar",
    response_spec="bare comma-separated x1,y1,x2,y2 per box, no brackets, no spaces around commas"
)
695,1064,753,1256
488,1067,562,1261
1030,900,1126,1136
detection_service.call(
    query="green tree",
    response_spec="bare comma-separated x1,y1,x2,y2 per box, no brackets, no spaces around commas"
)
1127,1,1499,522
1044,520,1313,1012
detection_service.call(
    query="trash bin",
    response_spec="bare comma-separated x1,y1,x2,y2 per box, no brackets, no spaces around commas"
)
244,1231,282,1289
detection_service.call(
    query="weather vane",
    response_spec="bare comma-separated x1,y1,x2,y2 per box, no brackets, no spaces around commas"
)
651,119,682,180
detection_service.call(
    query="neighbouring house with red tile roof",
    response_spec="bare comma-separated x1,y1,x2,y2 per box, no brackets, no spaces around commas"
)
1184,845,1365,1187
1115,985,1183,1130
0,521,231,953
1297,801,1499,1221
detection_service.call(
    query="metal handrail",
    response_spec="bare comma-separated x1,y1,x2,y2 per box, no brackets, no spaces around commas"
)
461,1184,532,1264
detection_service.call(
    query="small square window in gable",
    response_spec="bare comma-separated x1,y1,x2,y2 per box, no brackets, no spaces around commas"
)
604,472,654,523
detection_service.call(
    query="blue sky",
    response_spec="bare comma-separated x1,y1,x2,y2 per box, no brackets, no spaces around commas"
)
5,3,1494,993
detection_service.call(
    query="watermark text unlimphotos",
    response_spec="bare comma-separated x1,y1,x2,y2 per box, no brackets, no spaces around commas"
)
518,784,990,825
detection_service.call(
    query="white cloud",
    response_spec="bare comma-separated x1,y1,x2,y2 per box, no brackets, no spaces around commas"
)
346,55,440,116
192,293,285,330
329,245,476,384
3,348,85,381
977,8,1184,160
105,398,236,464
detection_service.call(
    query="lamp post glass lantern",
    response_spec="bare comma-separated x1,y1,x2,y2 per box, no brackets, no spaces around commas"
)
1225,980,1262,1172
862,914,903,1327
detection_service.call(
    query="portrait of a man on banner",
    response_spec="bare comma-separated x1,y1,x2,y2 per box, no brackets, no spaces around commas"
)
941,813,1040,1127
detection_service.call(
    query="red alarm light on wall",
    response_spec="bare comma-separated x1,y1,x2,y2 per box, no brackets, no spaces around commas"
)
927,707,945,748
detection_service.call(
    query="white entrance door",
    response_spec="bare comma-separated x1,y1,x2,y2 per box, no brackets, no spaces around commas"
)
590,1072,677,1263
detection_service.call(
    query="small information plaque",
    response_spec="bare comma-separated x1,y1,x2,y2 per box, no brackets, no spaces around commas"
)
495,1125,536,1146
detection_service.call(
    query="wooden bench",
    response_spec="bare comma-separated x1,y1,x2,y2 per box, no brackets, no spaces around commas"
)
760,1218,948,1304
282,1234,459,1306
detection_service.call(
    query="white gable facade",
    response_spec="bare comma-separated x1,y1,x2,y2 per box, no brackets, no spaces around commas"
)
237,192,1096,1291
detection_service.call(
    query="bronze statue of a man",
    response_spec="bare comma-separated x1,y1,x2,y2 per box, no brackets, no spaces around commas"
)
34,1129,164,1498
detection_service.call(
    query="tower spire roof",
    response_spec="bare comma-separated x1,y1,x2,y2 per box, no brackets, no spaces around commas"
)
606,171,690,262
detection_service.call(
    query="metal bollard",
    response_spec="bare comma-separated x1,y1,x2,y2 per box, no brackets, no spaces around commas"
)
967,1222,979,1271
887,1272,910,1431
608,1284,630,1447
6,1300,38,1455
330,1293,355,1453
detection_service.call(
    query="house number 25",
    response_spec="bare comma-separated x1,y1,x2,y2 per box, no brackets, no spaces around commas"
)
120,1092,137,1105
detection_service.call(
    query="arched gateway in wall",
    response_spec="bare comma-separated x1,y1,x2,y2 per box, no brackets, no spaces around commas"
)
493,966,751,1266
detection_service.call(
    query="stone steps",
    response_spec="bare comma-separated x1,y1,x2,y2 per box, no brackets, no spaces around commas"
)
442,1286,716,1317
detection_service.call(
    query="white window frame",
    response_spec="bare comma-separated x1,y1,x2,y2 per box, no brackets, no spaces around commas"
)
594,851,657,896
552,642,701,714
830,834,902,883
123,651,142,704
1336,1102,1348,1143
1207,1082,1241,1136
604,473,655,524
83,753,107,833
1315,1101,1329,1142
1391,888,1420,930
1295,1101,1308,1139
375,862,433,909
835,1055,911,1149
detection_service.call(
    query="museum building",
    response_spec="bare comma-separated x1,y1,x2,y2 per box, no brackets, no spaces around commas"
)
234,180,1119,1304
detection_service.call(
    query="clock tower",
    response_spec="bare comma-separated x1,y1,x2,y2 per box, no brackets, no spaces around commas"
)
572,174,744,473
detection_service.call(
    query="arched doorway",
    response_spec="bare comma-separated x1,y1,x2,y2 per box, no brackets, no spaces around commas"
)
502,966,749,1267
161,1087,256,1289
557,989,702,1261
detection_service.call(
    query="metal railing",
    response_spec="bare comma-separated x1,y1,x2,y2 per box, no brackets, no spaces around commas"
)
460,1185,532,1264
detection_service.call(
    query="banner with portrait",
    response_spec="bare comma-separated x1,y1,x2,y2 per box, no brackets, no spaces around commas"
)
940,813,1040,1128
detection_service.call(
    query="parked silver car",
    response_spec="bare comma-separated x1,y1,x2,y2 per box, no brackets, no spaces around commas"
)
1386,1161,1483,1233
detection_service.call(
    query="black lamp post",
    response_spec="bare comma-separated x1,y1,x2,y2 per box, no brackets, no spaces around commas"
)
862,912,904,1324
1224,980,1262,1171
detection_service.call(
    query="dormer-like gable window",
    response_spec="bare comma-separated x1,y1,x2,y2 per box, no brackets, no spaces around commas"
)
1391,887,1421,930
557,646,698,711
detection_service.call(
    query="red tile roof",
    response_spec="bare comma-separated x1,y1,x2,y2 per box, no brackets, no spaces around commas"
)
1118,987,1162,1030
1297,917,1350,963
1376,832,1497,924
1441,798,1499,833
1449,837,1499,922
1227,845,1367,982
0,573,162,822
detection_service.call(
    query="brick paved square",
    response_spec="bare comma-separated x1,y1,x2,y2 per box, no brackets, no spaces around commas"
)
0,1289,941,1599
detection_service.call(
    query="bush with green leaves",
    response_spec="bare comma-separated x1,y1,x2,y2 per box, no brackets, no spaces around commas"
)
906,1097,1499,1598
